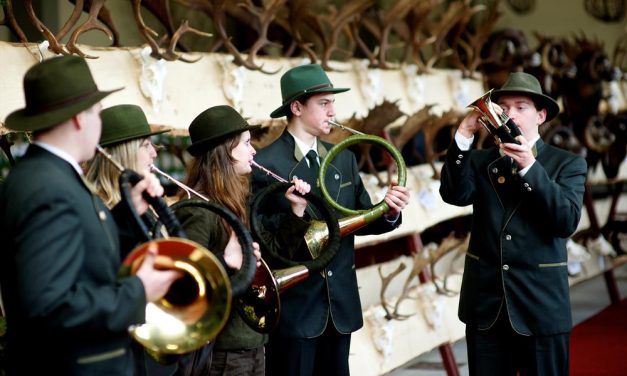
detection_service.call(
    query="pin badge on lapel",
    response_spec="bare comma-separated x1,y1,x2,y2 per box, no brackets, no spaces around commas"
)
498,176,506,184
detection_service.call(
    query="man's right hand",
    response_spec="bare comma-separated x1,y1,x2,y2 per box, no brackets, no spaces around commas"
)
458,110,483,139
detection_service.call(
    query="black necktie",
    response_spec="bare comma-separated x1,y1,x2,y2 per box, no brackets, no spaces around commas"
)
306,150,320,185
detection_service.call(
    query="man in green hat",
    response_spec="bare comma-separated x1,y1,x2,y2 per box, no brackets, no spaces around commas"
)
0,56,181,375
251,63,411,375
440,72,587,375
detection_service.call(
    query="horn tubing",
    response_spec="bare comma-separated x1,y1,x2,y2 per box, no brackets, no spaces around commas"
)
168,199,257,299
319,134,407,217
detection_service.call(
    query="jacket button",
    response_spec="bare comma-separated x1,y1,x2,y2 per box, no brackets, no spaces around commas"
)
527,187,532,192
458,154,463,159
327,270,333,277
334,174,340,180
98,211,106,221
523,182,529,187
505,234,512,240
455,160,461,165
502,264,510,271
492,167,498,174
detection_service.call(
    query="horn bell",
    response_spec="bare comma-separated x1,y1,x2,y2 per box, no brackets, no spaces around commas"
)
119,238,231,361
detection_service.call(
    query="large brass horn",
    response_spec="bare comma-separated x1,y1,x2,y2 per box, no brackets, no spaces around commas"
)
467,89,522,145
305,120,408,256
119,239,231,362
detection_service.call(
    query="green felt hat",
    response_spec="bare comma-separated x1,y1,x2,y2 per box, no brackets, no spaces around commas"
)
99,104,169,147
187,105,260,157
5,56,122,132
270,64,350,118
491,72,560,122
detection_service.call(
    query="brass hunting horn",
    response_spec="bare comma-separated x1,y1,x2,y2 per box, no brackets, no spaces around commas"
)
94,147,241,363
467,89,522,145
306,120,408,253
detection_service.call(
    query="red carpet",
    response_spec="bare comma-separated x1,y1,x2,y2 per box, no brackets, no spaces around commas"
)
570,299,627,375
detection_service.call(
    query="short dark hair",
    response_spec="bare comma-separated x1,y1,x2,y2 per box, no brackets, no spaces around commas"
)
285,93,317,121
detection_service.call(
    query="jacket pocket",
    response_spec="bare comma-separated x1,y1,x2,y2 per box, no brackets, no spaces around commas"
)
76,348,126,364
465,251,480,261
538,261,568,268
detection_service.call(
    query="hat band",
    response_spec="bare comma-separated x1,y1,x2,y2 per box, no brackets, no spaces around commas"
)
283,83,334,104
27,89,101,115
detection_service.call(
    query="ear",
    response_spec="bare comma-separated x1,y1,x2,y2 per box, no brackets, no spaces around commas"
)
290,101,302,116
537,108,547,125
70,113,83,130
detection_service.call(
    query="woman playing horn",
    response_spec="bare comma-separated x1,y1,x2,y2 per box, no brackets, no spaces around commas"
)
85,104,208,375
173,105,311,375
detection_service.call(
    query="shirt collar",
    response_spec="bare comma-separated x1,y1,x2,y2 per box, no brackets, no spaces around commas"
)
32,141,83,175
287,129,318,157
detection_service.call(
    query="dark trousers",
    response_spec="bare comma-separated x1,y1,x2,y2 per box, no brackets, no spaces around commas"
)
209,346,265,376
265,324,351,376
466,310,570,376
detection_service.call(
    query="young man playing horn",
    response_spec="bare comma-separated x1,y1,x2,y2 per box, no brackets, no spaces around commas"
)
439,72,587,375
0,56,181,375
251,64,410,376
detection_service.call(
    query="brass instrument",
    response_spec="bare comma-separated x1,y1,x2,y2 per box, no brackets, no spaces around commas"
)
152,163,312,333
306,120,407,255
467,89,522,145
119,239,230,362
95,147,232,362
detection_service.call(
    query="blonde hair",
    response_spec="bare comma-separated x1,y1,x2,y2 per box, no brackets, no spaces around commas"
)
85,139,143,208
178,133,250,228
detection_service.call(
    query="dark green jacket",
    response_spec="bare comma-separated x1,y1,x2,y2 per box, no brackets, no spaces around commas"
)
174,203,268,351
250,130,401,338
439,139,587,335
0,145,146,375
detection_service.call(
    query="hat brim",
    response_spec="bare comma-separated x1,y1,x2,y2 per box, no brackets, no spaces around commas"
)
491,88,560,123
5,87,123,132
100,128,171,147
187,124,261,157
270,87,350,118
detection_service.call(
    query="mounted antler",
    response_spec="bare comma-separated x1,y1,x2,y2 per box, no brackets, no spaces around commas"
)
64,0,113,58
352,0,420,69
133,0,211,63
394,0,438,74
1,0,28,43
446,0,500,78
180,0,283,73
286,0,373,71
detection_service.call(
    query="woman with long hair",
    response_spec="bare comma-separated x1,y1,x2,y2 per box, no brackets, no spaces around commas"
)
174,105,311,375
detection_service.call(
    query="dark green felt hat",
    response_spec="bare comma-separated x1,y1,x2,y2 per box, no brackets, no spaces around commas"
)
270,64,350,118
99,104,169,147
187,105,260,157
5,56,122,132
491,72,560,122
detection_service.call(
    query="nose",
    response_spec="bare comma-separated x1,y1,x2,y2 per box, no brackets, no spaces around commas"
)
149,144,158,159
328,103,336,117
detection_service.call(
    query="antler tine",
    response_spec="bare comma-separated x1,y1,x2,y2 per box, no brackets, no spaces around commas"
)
236,0,285,74
1,0,29,43
23,0,69,55
158,20,212,62
56,0,86,41
209,0,279,74
65,0,113,59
